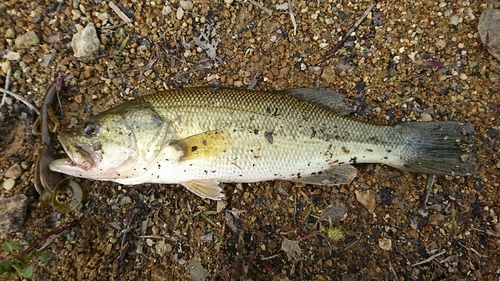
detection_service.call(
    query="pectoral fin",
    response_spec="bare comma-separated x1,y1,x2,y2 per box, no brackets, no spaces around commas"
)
182,179,225,200
293,165,357,186
172,130,230,161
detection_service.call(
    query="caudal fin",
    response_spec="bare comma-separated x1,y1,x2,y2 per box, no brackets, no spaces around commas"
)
396,121,476,176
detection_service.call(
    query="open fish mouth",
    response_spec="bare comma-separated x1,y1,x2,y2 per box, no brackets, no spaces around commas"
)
54,134,98,171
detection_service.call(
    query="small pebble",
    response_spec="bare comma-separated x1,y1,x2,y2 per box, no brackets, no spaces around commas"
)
450,15,460,25
5,52,20,61
378,238,392,251
419,112,433,122
14,30,40,49
5,163,22,179
180,0,193,10
176,7,184,20
355,189,376,213
3,179,15,191
71,9,81,20
162,5,172,15
322,203,348,223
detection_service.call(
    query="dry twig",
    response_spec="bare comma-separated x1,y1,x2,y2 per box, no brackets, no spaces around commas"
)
458,242,487,258
317,3,375,65
0,87,41,115
288,0,297,36
245,0,273,16
412,250,447,266
0,69,11,106
423,175,436,206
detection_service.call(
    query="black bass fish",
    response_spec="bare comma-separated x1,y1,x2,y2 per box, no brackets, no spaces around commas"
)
49,87,475,200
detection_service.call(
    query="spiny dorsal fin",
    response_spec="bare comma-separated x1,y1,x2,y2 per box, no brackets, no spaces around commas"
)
171,130,231,161
287,88,352,115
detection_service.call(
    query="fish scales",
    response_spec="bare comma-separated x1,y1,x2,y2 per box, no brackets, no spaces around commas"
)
141,88,404,177
49,87,475,200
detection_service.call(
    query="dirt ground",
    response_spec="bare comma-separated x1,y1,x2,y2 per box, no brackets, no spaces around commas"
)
1,0,499,280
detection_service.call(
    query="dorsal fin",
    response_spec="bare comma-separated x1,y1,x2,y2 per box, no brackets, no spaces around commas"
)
287,88,352,115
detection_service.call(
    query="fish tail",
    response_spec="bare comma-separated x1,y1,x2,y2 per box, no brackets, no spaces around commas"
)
396,121,476,176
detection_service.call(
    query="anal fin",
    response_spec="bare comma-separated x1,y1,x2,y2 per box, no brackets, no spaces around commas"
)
293,165,357,186
182,179,225,200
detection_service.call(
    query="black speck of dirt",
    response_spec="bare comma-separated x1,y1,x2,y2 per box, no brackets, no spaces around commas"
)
417,215,428,229
355,82,365,94
294,61,302,70
416,243,429,259
471,201,482,218
379,189,392,206
439,87,452,96
368,228,381,242
264,131,273,144
82,102,92,113
474,178,483,191
486,128,498,139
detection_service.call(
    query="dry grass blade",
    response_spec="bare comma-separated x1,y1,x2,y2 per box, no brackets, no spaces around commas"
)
109,1,133,26
0,87,40,115
412,250,447,266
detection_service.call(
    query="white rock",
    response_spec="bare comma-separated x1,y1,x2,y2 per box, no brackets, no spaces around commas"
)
96,12,109,21
180,0,193,10
5,52,20,61
419,112,433,122
162,5,172,15
276,3,289,10
3,179,15,191
450,15,460,25
176,7,184,20
0,61,10,73
71,9,81,21
71,23,100,58
378,238,392,251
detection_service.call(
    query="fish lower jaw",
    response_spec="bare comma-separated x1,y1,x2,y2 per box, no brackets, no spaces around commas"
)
49,158,93,174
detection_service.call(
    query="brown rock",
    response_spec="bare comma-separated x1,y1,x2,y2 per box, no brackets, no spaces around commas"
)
479,7,500,61
14,30,40,49
355,189,377,213
5,163,21,179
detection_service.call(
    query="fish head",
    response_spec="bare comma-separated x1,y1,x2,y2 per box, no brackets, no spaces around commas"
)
50,102,170,180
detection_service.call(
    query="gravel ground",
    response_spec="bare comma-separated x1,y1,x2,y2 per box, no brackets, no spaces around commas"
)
0,0,499,280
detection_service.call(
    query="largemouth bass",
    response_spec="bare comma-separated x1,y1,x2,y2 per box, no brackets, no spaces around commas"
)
49,87,475,200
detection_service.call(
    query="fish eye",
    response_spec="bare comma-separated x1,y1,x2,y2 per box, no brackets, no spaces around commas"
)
83,122,97,136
